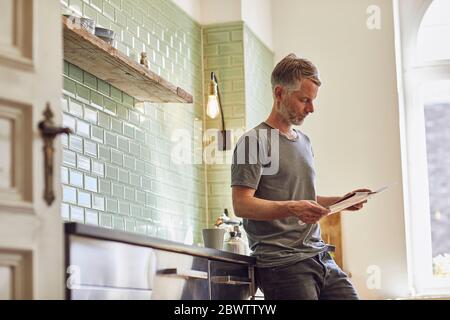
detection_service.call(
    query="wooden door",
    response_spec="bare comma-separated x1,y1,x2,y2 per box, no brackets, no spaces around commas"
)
0,0,64,299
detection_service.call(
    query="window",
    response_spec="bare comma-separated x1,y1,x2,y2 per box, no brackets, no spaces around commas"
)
422,80,450,278
397,0,450,295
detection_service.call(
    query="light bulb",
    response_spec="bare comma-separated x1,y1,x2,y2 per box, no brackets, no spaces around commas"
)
207,95,219,119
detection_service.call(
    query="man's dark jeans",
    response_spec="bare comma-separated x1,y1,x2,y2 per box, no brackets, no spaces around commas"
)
256,251,359,300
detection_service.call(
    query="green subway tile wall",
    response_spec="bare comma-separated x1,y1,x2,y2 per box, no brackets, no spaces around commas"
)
243,25,274,128
202,22,274,224
203,22,246,224
61,0,274,243
61,0,206,244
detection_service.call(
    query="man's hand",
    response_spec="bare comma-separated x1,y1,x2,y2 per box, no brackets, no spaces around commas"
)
287,200,330,224
342,188,372,211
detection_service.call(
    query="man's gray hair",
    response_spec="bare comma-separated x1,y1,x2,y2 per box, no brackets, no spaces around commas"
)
271,53,321,92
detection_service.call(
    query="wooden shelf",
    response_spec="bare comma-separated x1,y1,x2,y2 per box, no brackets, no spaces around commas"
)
62,16,193,103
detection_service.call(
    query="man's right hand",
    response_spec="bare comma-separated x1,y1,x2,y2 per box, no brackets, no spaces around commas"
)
287,200,330,224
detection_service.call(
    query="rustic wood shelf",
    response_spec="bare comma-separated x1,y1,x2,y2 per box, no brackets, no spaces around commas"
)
62,16,193,103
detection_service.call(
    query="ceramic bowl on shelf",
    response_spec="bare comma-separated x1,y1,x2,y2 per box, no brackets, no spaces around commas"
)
95,27,115,45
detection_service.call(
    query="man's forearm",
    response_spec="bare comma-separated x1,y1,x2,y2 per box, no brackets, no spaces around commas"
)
317,196,340,208
233,196,294,221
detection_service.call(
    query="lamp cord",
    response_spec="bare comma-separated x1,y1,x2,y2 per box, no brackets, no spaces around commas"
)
212,72,226,132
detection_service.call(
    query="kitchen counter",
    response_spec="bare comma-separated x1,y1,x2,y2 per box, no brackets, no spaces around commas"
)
64,222,255,266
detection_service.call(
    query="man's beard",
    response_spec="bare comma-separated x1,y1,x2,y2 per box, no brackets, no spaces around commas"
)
278,100,305,126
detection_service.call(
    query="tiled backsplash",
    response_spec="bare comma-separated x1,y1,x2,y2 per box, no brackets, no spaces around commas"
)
243,25,274,129
60,0,205,244
202,22,274,224
203,22,246,224
60,0,274,243
62,63,206,243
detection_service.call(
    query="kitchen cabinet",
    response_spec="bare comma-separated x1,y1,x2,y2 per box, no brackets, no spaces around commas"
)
67,235,154,299
208,260,255,300
65,223,256,300
151,249,209,300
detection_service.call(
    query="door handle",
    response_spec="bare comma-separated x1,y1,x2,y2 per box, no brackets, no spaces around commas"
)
210,275,252,285
38,103,72,206
156,268,208,280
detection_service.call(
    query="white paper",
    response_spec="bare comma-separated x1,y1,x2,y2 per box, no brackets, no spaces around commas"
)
297,185,390,225
327,185,389,215
327,192,371,214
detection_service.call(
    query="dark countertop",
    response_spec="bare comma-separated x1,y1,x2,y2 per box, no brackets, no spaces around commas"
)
65,222,256,265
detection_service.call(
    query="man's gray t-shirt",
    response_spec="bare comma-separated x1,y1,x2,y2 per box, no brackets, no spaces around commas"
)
231,122,326,267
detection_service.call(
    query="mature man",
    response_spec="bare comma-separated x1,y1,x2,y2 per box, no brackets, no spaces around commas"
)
231,54,369,300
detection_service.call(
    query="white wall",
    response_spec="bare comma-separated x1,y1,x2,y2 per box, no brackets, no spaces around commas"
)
273,0,409,299
241,0,274,50
171,0,203,22
171,0,274,50
171,0,241,24
199,0,242,25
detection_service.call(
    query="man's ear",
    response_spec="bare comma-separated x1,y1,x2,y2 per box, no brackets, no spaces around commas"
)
274,85,284,102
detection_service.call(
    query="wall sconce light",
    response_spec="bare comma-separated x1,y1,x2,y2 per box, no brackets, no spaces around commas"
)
207,72,231,151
